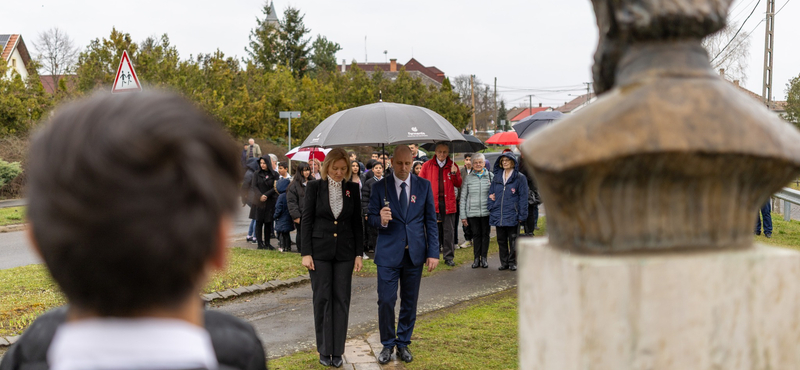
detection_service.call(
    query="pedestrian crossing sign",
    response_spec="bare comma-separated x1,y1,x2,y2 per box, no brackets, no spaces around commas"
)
111,50,142,94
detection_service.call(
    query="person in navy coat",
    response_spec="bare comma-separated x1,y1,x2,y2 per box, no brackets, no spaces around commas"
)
367,145,439,364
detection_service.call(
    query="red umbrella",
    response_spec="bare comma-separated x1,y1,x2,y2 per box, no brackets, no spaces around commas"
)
485,131,524,145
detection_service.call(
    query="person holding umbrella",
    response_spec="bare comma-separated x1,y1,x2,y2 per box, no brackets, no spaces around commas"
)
300,148,364,368
488,152,528,271
419,143,462,266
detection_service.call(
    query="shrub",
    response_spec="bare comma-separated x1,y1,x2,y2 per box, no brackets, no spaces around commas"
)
0,159,22,188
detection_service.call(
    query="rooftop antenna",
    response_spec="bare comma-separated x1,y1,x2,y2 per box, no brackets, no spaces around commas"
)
364,36,367,63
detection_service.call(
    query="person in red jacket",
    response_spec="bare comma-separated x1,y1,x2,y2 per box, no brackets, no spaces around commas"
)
419,142,462,266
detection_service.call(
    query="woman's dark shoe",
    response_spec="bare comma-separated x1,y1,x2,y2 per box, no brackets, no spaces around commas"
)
498,265,509,271
480,257,488,268
509,264,517,271
257,242,266,250
331,355,343,368
319,354,332,366
472,258,480,268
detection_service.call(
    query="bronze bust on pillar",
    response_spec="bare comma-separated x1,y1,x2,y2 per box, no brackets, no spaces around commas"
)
521,0,800,253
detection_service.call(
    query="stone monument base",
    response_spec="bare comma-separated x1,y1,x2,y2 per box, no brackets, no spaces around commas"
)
518,238,800,369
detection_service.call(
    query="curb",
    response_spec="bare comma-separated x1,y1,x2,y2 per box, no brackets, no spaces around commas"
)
202,274,311,304
0,224,26,233
0,274,311,348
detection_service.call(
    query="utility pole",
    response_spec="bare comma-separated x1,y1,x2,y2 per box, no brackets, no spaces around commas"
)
585,82,593,106
471,74,476,134
762,0,776,107
494,77,498,132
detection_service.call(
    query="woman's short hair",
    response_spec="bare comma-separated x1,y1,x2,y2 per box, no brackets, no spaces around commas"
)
320,148,352,180
472,152,485,163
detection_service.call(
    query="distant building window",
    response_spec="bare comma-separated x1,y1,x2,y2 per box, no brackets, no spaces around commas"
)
11,59,16,68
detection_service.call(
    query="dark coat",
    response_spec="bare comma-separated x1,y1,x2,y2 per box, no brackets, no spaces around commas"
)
273,179,295,233
0,306,267,370
518,156,542,206
251,156,279,222
241,158,260,219
286,179,308,222
488,153,529,227
300,179,364,261
361,176,382,215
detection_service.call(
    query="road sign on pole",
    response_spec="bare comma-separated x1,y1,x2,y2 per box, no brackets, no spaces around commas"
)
280,111,301,175
111,50,142,94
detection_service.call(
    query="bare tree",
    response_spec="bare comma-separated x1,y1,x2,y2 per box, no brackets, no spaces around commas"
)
33,27,79,92
702,21,750,84
452,74,496,132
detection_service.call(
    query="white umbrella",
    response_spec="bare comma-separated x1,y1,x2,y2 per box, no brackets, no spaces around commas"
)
285,146,331,163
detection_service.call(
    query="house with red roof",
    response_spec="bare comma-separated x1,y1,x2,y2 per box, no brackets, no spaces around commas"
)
1,34,32,80
342,57,445,87
510,105,550,124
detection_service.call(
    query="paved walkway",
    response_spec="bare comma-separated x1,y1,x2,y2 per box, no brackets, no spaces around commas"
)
210,243,521,360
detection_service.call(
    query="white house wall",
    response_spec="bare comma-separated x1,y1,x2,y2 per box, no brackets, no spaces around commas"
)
5,48,29,81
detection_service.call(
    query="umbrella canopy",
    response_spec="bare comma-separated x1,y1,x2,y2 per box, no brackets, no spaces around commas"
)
486,131,524,145
513,111,564,139
421,133,487,154
285,147,331,162
300,102,465,148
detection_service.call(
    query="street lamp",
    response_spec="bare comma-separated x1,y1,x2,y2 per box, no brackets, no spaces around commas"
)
279,111,301,175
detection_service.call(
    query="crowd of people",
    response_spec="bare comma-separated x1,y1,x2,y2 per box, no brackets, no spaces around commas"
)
239,141,543,270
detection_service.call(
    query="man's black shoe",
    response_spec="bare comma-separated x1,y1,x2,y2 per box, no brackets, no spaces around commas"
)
331,355,343,368
498,265,509,271
755,231,761,236
766,233,773,238
377,346,394,364
480,257,488,268
445,260,456,267
319,354,332,366
509,264,517,271
397,346,413,363
472,258,480,268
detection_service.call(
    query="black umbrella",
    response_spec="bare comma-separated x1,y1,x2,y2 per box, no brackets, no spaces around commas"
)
421,133,487,154
513,111,564,139
300,101,465,207
301,102,465,148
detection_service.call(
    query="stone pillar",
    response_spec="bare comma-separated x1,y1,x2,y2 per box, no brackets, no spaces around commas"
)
518,238,800,369
518,0,800,369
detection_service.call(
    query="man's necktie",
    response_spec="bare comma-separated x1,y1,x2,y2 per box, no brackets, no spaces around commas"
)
399,182,408,216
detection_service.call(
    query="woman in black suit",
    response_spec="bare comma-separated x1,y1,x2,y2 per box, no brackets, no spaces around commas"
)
301,148,364,368
251,156,279,250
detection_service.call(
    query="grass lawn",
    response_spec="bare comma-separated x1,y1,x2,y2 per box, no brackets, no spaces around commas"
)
0,247,307,337
755,212,800,250
268,289,518,370
0,206,25,226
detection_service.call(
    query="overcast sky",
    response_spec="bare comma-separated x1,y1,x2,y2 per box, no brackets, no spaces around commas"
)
6,0,799,108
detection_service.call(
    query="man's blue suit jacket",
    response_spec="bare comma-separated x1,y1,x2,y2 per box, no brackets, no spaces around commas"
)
368,174,440,268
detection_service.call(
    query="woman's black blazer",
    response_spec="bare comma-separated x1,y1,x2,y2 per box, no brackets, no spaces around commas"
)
300,179,364,261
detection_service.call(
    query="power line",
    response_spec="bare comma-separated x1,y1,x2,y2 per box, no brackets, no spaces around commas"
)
776,0,792,14
711,0,761,63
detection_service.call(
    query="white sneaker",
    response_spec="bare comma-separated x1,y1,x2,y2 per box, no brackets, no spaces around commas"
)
459,241,472,249
362,253,370,260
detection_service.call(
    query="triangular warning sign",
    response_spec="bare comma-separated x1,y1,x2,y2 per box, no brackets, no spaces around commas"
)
111,50,142,93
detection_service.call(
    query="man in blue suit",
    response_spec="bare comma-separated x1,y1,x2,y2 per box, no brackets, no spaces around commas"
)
368,145,439,364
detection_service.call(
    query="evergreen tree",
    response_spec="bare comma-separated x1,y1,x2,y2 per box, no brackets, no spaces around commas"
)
497,100,508,131
309,35,341,76
74,28,138,92
246,1,281,70
279,7,311,78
